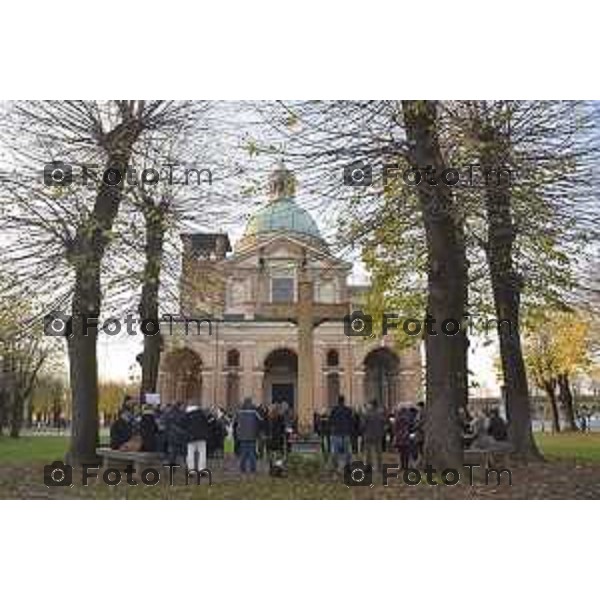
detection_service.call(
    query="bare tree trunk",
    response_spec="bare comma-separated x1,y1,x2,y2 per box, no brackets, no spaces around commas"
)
9,342,47,438
67,127,140,465
26,398,33,429
139,199,167,397
0,390,6,436
477,119,540,461
558,373,577,431
9,392,24,438
402,100,466,469
543,380,561,433
67,275,101,463
488,253,539,456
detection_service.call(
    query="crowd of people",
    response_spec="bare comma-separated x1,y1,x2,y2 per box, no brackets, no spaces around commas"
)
460,406,511,451
222,395,430,474
248,396,512,473
109,394,512,475
313,396,426,471
109,396,228,471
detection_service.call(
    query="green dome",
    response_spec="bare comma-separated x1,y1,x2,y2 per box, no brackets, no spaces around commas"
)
244,197,322,240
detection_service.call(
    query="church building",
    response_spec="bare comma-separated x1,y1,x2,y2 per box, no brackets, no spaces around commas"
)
157,163,421,427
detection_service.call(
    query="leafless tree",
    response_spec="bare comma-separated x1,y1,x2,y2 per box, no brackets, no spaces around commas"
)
0,101,206,462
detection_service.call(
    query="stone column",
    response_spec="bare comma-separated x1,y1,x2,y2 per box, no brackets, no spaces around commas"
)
342,342,355,403
296,277,315,434
317,368,327,414
253,369,264,404
353,370,366,409
241,345,255,400
175,381,184,404
201,372,211,408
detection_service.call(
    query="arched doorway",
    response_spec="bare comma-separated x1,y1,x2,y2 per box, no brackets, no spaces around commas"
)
162,348,203,405
326,373,340,408
363,348,400,411
225,348,241,410
263,348,298,409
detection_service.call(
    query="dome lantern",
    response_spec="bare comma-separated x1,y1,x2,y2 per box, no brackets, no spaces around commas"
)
268,159,296,201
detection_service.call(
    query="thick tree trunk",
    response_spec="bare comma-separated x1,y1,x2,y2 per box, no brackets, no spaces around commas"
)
478,123,540,461
0,390,6,435
67,262,102,463
557,373,577,431
402,100,466,470
491,281,539,456
543,380,561,433
9,393,23,438
139,201,167,397
67,129,140,465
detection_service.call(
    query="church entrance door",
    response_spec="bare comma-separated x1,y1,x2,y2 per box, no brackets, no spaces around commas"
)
271,383,294,409
263,348,298,411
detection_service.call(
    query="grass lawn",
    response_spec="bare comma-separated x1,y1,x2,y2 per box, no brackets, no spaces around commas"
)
534,432,600,462
0,435,70,464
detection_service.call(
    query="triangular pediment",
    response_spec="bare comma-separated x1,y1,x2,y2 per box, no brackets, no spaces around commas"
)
227,233,351,271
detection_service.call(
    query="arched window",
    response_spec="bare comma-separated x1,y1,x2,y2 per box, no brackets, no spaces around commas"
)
227,349,240,367
326,349,339,367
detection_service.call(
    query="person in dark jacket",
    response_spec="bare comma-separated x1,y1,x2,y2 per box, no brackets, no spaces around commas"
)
329,395,354,470
139,408,159,452
109,410,132,450
164,403,188,465
121,395,136,420
207,410,227,460
414,401,426,463
185,406,209,470
363,400,385,472
235,397,263,473
487,408,508,441
268,404,287,455
318,410,331,454
351,409,362,454
257,403,269,460
394,406,416,469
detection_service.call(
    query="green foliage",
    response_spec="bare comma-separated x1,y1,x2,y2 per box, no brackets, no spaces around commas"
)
343,101,596,354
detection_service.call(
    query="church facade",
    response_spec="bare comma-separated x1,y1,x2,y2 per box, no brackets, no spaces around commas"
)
157,164,422,418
